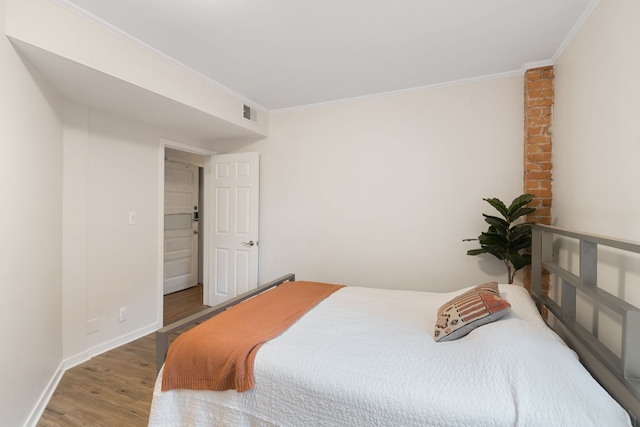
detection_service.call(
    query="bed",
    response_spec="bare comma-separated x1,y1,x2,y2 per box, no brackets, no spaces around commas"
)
149,225,639,426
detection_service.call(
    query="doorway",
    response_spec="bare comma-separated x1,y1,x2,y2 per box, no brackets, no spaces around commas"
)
160,143,212,325
157,141,261,328
163,158,201,295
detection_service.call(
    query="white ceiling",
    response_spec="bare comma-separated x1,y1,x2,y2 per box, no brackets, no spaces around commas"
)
57,0,595,112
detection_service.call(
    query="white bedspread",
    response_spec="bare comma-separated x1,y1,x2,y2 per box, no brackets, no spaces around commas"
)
148,284,631,427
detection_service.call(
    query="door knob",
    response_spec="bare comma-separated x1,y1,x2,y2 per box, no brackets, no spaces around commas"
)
241,240,256,247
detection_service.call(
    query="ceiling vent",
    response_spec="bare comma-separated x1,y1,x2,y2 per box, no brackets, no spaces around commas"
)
243,104,257,123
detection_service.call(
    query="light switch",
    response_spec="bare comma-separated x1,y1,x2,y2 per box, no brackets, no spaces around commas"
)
129,211,137,225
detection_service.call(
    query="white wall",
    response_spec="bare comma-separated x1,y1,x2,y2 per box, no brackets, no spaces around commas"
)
554,0,640,241
62,102,89,361
85,108,161,350
0,0,63,425
4,0,269,136
61,104,161,362
239,77,525,291
548,2,640,411
2,2,266,423
61,103,217,364
553,0,640,320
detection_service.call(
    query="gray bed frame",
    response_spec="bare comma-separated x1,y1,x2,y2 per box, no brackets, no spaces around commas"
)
155,273,296,373
531,224,639,425
154,224,639,425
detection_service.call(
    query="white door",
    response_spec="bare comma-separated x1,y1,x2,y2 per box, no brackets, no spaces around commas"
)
210,152,259,305
164,160,199,295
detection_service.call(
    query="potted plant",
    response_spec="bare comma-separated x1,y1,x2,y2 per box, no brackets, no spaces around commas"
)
464,194,536,284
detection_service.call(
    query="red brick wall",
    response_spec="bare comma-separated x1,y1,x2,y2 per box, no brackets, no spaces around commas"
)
523,66,553,292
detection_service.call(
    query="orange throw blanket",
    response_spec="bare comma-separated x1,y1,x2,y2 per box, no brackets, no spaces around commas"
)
161,281,344,392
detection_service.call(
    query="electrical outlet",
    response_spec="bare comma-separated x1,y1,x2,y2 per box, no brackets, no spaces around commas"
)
119,307,127,322
128,211,137,225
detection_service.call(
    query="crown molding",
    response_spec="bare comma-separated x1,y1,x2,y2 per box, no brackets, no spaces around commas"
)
552,0,600,63
49,0,269,114
271,68,526,114
49,0,599,116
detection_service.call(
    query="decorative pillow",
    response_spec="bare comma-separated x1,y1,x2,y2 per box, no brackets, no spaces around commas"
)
433,282,511,342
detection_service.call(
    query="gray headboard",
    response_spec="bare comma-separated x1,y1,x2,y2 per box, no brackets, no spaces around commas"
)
530,224,640,425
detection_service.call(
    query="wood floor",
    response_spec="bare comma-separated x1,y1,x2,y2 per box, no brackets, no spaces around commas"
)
162,283,207,326
37,285,207,427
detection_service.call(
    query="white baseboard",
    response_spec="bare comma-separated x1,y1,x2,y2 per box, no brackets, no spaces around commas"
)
63,350,90,370
87,321,161,360
25,321,162,426
64,321,161,370
24,362,64,427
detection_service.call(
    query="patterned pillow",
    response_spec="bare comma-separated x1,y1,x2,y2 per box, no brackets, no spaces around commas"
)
433,282,511,342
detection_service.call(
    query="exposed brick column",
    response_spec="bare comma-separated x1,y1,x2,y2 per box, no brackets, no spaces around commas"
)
523,66,553,293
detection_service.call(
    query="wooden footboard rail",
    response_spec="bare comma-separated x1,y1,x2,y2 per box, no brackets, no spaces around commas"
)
531,225,639,424
156,273,296,374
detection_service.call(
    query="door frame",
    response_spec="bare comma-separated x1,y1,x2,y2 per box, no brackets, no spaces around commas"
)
157,138,215,326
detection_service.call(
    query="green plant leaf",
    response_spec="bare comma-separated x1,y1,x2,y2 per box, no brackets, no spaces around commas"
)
479,232,507,246
510,222,533,233
508,206,536,222
510,238,532,252
467,248,487,256
509,231,531,245
483,198,508,218
507,253,532,270
481,246,507,260
510,229,532,241
507,193,534,214
483,215,509,233
467,194,536,276
509,224,532,242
